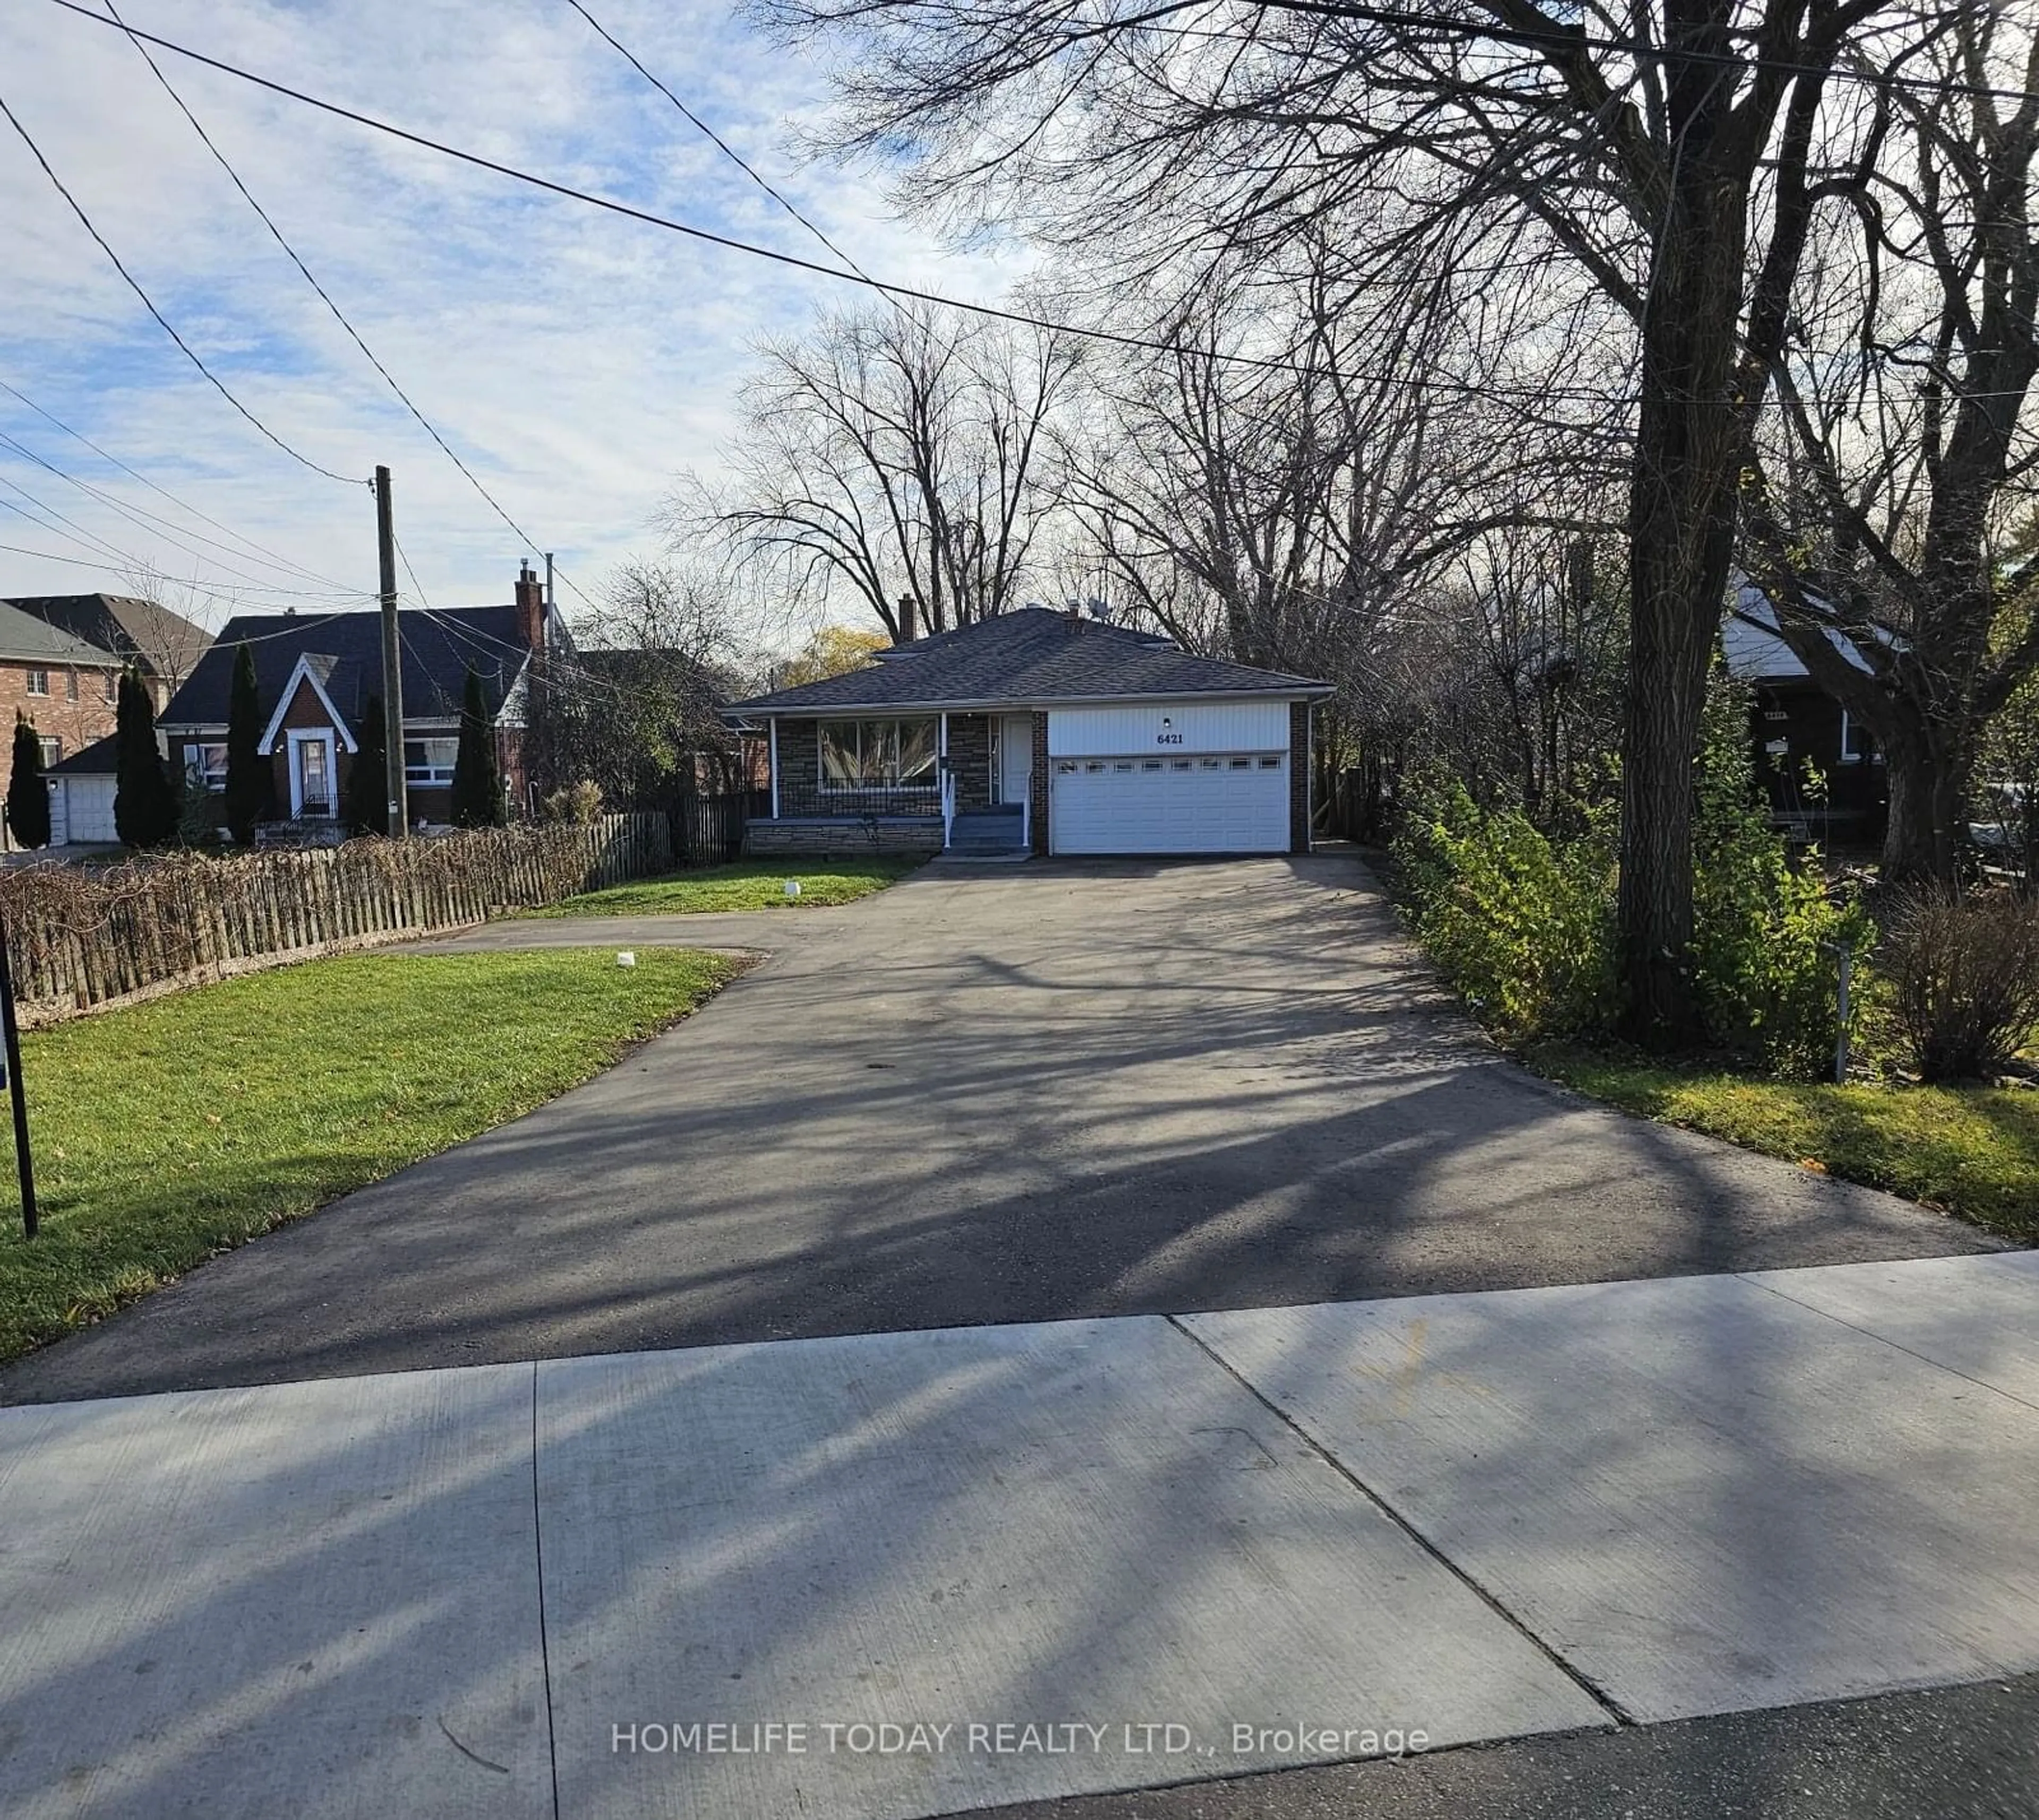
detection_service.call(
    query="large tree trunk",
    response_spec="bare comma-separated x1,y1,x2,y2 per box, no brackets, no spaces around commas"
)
1880,719,1970,885
1617,184,1751,1046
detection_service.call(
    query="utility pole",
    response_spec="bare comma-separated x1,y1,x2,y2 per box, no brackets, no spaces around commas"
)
375,466,408,839
0,913,36,1239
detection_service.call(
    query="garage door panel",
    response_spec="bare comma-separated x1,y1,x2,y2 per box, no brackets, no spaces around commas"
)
61,777,118,845
1050,754,1288,855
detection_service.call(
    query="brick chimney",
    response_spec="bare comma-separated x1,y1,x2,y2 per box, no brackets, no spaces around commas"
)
515,561,545,650
895,593,918,644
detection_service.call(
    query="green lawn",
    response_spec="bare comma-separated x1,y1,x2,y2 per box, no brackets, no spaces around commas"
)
0,948,734,1363
529,856,922,917
1528,1041,2039,1244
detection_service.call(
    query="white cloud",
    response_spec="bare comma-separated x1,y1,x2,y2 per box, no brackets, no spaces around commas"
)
0,0,1032,629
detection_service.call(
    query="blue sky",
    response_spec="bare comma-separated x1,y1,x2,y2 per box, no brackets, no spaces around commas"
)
0,0,1029,636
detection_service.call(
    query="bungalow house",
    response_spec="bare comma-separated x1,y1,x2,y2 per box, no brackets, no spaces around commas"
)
725,606,1333,858
1725,584,1888,846
158,563,555,834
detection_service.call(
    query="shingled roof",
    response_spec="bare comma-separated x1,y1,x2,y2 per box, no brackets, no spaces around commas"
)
3,594,211,675
729,608,1330,715
160,606,531,731
0,599,118,667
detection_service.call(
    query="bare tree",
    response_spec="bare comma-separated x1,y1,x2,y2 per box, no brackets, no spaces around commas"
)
116,560,218,703
1737,8,2039,882
527,558,756,803
762,0,1937,1038
682,302,1081,640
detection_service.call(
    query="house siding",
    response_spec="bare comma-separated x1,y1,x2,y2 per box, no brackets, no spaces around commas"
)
1751,682,1887,841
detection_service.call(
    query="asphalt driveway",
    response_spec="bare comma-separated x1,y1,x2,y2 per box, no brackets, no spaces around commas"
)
0,853,1992,1403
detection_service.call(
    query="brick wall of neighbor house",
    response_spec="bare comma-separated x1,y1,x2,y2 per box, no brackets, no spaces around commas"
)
946,713,992,810
1030,712,1049,854
0,659,121,806
1290,700,1312,855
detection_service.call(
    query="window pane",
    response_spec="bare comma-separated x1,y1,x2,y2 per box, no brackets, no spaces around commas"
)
861,722,895,787
820,722,860,787
37,738,59,768
895,720,936,785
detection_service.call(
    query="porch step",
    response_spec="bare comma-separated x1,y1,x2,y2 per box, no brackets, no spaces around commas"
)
948,808,1025,848
948,807,1027,857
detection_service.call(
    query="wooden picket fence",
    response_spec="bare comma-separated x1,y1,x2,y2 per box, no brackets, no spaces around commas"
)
0,813,673,1026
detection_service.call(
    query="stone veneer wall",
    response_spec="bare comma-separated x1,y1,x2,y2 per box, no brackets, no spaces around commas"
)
1030,712,1049,853
945,714,992,810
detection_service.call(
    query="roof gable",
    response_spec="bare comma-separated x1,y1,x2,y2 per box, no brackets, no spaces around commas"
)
729,609,1330,715
161,606,529,730
258,656,360,755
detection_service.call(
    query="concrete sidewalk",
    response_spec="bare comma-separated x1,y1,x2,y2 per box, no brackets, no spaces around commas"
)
2,1252,2036,1819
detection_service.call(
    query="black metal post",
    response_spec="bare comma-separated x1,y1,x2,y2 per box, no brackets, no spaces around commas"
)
0,913,36,1238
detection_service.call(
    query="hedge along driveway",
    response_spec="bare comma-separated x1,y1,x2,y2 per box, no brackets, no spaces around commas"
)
0,948,735,1363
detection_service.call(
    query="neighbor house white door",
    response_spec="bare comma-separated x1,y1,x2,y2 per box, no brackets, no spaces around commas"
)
997,714,1032,805
288,730,335,817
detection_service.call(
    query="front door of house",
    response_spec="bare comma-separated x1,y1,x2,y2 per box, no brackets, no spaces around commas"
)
292,734,333,817
997,713,1032,806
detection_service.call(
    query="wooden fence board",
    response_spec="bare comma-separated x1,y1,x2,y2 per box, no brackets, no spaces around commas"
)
0,813,674,1026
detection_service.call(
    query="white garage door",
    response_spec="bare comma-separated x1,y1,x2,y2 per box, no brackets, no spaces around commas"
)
1050,751,1289,854
58,776,118,845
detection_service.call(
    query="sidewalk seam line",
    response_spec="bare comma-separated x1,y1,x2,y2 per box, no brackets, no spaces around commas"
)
1162,1312,1635,1729
1732,1269,2039,1416
533,1361,562,1820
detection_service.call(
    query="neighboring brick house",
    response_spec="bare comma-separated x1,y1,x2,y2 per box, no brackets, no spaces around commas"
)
157,565,554,833
725,606,1331,858
0,600,126,834
3,593,211,715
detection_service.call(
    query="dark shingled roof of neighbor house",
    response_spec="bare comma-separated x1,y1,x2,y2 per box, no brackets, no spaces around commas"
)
160,606,529,731
727,607,1331,715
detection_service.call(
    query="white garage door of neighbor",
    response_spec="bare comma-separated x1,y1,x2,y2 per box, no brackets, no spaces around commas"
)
1050,751,1289,854
59,777,118,845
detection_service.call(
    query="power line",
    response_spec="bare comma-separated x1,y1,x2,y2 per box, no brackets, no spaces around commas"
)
33,0,1616,404
54,0,2034,412
562,0,876,284
0,427,372,598
95,0,605,615
0,83,360,485
1245,0,2039,108
0,375,362,592
0,461,371,604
